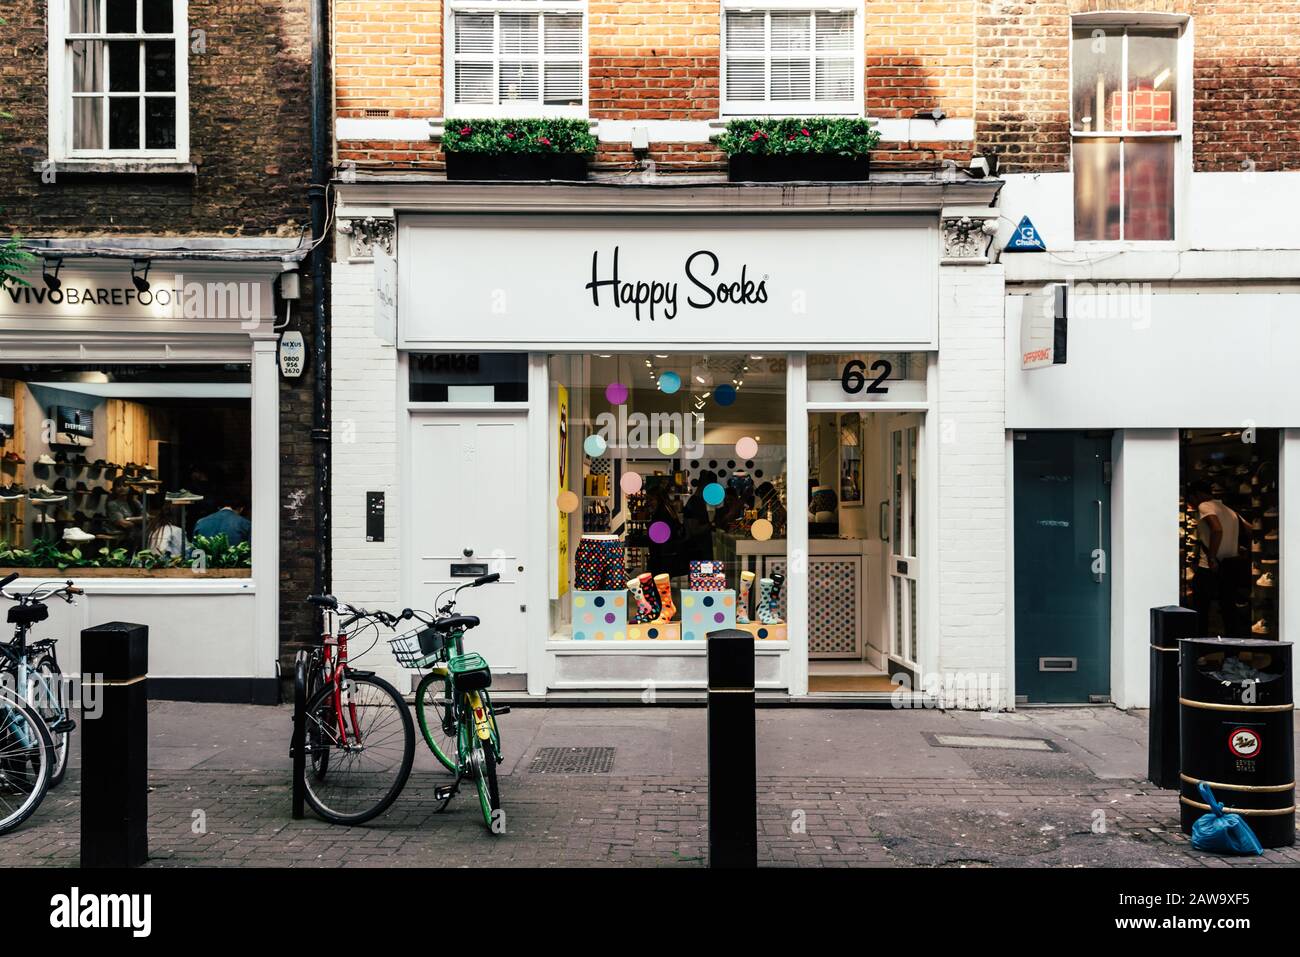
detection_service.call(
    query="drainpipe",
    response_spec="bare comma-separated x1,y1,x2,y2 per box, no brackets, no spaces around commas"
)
309,0,331,597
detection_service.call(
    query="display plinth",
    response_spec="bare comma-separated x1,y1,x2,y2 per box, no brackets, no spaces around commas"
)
737,621,786,641
681,590,736,641
571,590,629,641
627,621,681,641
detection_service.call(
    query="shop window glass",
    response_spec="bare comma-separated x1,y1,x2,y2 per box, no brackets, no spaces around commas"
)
1179,429,1279,639
549,353,788,641
408,352,527,403
0,364,252,576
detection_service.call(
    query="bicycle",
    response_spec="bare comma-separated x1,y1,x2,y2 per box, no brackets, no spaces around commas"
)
0,574,79,790
0,685,54,836
298,593,415,825
388,572,509,833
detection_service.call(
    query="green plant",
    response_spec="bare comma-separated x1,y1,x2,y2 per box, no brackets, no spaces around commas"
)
442,118,597,156
714,117,880,158
190,533,252,569
0,237,34,289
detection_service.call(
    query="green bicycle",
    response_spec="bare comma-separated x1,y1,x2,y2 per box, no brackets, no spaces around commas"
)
389,573,509,833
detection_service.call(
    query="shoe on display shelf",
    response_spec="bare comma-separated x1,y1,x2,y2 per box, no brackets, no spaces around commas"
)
29,485,66,502
1251,619,1272,636
165,488,204,503
0,484,23,501
62,526,95,544
1256,573,1275,588
36,453,56,467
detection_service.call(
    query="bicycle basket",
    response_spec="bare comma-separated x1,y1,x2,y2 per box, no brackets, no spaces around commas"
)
448,652,491,691
388,628,442,669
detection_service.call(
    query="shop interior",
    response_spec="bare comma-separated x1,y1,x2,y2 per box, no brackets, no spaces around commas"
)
551,353,788,642
1179,428,1280,639
0,364,252,568
805,408,921,693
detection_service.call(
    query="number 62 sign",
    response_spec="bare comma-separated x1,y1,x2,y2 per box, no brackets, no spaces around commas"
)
841,358,892,396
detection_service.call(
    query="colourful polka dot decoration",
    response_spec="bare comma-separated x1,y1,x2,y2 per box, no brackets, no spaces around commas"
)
556,490,579,513
702,482,725,506
649,520,672,544
680,589,737,640
571,590,627,640
605,382,628,405
751,518,774,541
583,434,607,457
656,432,681,455
735,436,759,459
714,384,737,406
658,371,681,394
620,470,643,495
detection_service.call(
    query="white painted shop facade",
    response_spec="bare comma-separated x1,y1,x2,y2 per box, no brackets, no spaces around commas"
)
330,177,1010,704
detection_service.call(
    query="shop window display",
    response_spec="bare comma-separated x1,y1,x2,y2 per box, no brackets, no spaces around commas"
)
550,354,788,641
1179,429,1279,638
0,364,252,576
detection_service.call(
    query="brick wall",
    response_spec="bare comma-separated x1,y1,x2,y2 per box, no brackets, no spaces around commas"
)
865,0,974,120
977,0,1300,173
335,0,442,118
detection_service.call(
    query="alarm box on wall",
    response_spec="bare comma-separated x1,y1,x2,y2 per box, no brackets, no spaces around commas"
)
53,405,94,447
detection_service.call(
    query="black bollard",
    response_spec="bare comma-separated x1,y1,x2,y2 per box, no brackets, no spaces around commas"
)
80,621,149,868
706,628,757,868
292,650,308,819
1149,606,1196,789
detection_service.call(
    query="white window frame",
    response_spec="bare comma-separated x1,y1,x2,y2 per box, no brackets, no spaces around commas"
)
47,0,190,164
720,0,864,118
445,0,589,119
1069,13,1191,247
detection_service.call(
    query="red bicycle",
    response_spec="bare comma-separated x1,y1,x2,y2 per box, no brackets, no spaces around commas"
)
300,594,415,825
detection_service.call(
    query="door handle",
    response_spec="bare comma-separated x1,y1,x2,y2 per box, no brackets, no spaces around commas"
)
879,500,890,543
1094,499,1104,584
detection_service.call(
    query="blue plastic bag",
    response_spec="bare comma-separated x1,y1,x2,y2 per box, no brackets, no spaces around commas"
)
1190,782,1264,856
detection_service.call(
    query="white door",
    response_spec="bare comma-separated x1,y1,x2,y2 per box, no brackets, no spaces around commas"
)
408,411,529,673
887,415,922,672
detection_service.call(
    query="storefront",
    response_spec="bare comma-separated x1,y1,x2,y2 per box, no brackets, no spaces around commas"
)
0,241,299,702
332,180,1007,701
1005,272,1300,707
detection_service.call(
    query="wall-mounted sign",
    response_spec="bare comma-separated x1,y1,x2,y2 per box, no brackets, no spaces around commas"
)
399,215,938,348
54,405,94,447
279,331,306,378
1005,215,1047,252
1021,284,1068,370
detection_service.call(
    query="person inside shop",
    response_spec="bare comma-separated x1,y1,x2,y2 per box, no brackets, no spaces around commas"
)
105,478,143,531
1188,480,1249,636
682,470,718,565
645,483,685,578
194,497,251,546
146,503,186,559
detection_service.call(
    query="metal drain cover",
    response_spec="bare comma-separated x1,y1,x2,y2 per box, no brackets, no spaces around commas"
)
925,733,1061,752
529,746,616,774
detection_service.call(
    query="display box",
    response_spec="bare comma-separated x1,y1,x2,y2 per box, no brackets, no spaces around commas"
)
737,621,786,641
680,589,736,641
571,590,629,641
627,621,680,641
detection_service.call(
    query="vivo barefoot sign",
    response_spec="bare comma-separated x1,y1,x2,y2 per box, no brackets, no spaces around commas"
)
398,214,938,349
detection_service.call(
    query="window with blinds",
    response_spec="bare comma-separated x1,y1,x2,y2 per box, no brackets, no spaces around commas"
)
722,6,859,115
449,1,587,114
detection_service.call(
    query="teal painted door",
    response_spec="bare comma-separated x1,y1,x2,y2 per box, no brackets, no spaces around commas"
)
1014,432,1112,703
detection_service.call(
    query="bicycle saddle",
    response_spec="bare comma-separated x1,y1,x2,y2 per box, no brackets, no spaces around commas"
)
432,614,480,633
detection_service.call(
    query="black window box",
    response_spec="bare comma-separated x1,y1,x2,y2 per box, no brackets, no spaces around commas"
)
444,151,589,181
728,153,870,183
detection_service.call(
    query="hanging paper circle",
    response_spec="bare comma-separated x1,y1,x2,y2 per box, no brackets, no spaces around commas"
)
702,482,725,506
583,434,607,457
620,471,643,495
735,436,759,459
658,371,682,394
657,432,681,455
751,519,774,541
605,382,629,405
556,490,579,513
649,521,672,544
714,384,737,406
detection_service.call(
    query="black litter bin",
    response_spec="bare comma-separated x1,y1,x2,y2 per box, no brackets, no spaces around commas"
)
1179,637,1294,847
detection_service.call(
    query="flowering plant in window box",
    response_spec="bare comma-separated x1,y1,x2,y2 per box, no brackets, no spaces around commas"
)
441,119,597,181
715,118,880,182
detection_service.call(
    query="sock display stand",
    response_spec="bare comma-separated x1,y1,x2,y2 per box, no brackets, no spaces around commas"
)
571,590,629,641
680,590,736,641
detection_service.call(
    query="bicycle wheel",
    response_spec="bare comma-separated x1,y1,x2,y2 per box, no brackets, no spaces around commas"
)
413,671,457,773
0,695,53,836
467,701,501,834
301,674,414,826
33,656,70,787
305,656,330,781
